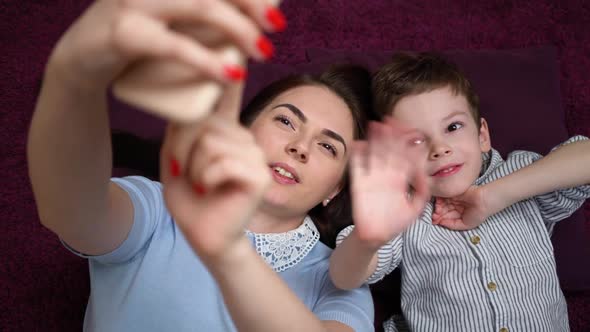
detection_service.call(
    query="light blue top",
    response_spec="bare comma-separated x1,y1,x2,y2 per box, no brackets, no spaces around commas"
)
66,176,374,332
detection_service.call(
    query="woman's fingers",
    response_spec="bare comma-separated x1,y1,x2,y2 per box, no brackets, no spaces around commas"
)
200,153,269,194
161,121,205,181
213,81,246,121
187,130,252,189
162,115,262,195
231,0,287,32
123,0,280,61
112,10,245,83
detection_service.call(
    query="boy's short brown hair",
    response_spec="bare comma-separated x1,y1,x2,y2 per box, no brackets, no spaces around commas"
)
372,52,481,124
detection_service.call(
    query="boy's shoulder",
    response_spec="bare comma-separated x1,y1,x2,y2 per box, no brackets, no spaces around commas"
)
476,149,535,184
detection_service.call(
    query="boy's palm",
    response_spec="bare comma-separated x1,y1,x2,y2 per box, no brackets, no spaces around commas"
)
350,119,430,250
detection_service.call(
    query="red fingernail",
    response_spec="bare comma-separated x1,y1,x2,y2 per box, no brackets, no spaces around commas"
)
223,65,247,81
193,183,207,196
266,7,287,32
256,36,274,60
170,158,181,177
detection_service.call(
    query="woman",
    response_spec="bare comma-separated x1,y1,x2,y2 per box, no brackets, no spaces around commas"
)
28,0,377,330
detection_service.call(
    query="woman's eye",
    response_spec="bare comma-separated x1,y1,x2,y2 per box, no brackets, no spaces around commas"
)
275,115,294,129
447,122,463,132
320,143,337,156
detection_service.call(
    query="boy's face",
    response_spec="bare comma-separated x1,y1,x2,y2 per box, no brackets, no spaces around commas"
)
391,86,491,198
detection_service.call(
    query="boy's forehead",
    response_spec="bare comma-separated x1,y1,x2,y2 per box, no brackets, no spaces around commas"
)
390,88,473,122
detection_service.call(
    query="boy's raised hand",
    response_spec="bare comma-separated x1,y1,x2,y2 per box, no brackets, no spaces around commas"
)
350,117,430,250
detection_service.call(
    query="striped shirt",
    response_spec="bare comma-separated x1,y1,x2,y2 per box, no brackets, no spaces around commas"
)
337,136,590,332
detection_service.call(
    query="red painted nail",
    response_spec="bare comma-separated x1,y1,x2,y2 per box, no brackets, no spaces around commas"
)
193,183,207,196
265,7,287,32
223,65,247,81
256,36,274,60
170,158,181,177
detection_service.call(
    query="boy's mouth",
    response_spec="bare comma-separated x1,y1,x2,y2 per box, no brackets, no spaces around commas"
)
431,164,463,177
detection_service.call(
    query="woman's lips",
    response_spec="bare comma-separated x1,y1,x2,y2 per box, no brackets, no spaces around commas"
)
269,163,300,185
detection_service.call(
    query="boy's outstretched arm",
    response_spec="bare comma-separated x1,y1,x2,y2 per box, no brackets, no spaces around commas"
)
330,119,430,290
329,228,382,290
487,136,590,205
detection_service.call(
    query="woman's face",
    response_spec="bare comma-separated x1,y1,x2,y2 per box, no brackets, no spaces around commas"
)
249,85,355,218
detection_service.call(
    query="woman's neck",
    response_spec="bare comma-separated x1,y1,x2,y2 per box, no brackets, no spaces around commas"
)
247,205,307,234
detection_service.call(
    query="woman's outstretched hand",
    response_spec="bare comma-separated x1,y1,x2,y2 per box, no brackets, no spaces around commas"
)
160,83,271,263
48,0,282,97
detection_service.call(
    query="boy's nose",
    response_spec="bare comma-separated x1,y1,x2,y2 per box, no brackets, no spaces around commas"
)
429,144,452,160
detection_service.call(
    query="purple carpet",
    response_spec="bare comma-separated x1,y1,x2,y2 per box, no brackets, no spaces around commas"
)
1,0,589,331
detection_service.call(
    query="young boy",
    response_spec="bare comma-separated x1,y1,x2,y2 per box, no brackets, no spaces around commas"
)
330,52,590,332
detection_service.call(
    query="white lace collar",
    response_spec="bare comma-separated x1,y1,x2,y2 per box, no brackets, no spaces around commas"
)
245,216,320,273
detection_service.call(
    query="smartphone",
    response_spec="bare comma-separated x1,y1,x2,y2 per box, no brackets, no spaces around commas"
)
112,26,243,123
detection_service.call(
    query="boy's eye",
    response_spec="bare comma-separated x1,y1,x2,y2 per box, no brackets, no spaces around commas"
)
320,143,337,157
447,122,463,132
274,115,294,129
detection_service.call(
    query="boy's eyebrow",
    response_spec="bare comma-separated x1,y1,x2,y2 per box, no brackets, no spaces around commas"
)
272,104,307,123
442,110,470,121
272,103,347,152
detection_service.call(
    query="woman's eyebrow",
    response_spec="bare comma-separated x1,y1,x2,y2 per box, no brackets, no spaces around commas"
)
272,104,307,123
322,129,347,152
273,103,347,152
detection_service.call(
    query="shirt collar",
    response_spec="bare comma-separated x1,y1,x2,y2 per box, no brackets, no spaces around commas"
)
245,216,320,273
474,148,504,186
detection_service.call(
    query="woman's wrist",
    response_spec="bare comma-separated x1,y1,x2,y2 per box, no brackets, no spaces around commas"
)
45,52,112,95
201,234,254,274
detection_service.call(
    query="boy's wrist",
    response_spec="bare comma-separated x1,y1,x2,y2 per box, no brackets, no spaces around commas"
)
351,228,390,253
480,182,512,215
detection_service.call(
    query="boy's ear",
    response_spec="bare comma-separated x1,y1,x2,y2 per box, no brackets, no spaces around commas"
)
479,118,492,153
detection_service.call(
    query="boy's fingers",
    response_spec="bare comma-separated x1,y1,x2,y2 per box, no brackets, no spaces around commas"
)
410,167,430,215
350,140,370,179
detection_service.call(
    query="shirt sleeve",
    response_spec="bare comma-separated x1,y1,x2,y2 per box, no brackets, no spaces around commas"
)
506,136,590,228
61,176,167,265
314,273,375,332
336,225,404,284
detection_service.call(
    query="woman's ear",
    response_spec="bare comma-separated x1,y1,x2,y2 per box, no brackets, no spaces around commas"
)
323,182,344,207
